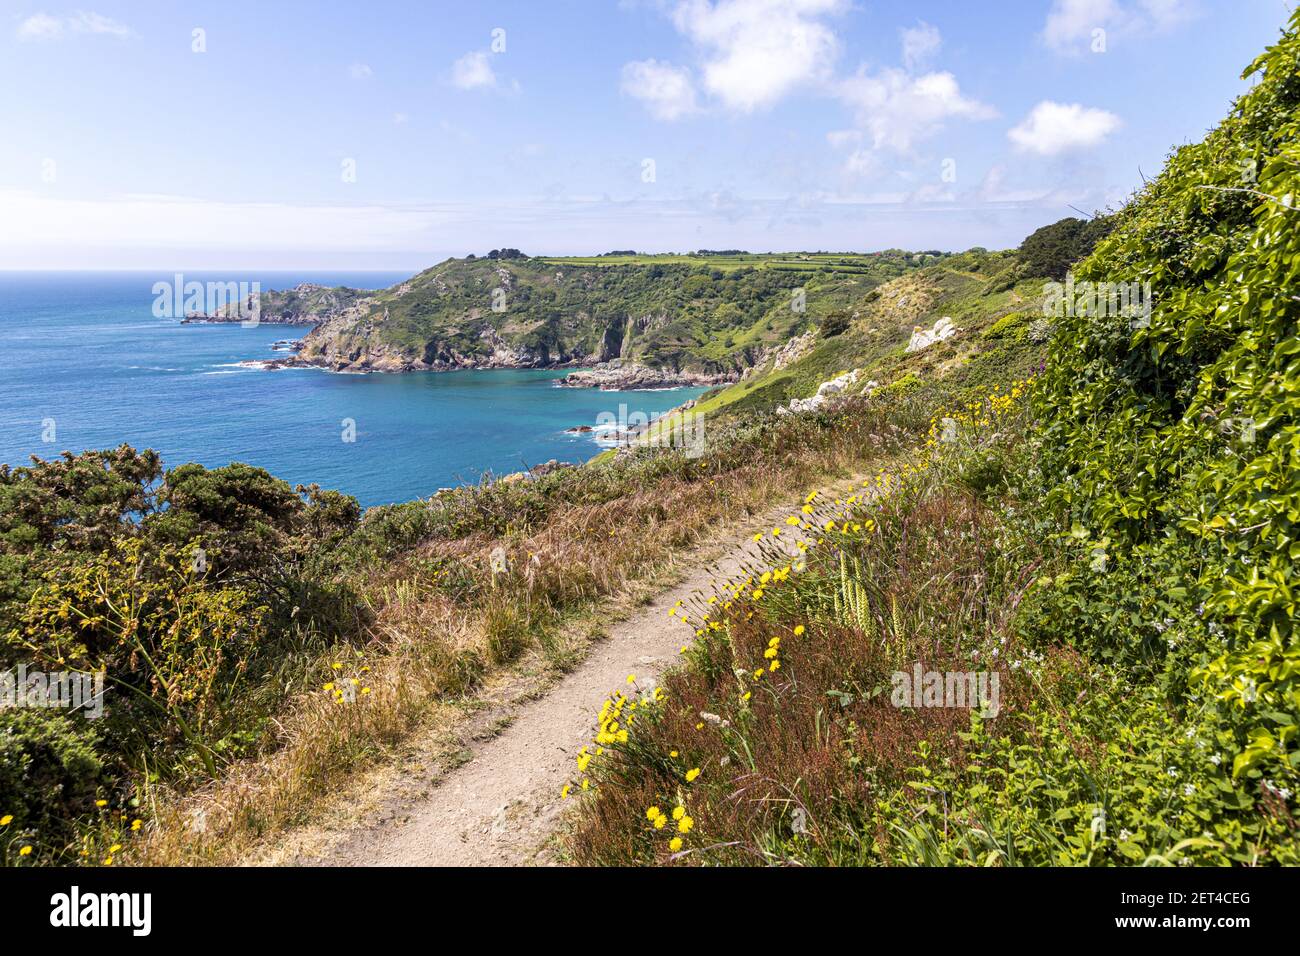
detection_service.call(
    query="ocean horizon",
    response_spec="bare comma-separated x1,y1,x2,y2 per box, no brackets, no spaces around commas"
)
0,271,706,507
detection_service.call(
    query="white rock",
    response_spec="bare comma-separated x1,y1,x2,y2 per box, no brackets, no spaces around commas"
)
906,316,959,353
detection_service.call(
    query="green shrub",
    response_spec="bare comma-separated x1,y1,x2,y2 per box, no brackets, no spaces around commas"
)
0,710,103,858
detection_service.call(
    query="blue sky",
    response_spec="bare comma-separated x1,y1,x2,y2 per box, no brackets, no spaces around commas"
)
0,0,1292,269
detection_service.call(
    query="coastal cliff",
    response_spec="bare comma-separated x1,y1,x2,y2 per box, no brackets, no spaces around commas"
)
226,253,926,384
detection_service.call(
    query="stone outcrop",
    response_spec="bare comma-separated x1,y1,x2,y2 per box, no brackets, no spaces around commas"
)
557,360,735,390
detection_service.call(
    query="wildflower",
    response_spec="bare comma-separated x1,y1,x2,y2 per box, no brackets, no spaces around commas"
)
95,800,107,808
131,819,142,831
770,660,781,672
670,750,679,758
561,785,571,799
331,662,343,670
793,625,805,636
685,767,701,782
323,682,335,691
752,589,764,599
786,516,800,526
672,806,686,821
677,815,695,834
0,815,11,826
669,837,683,852
18,846,32,857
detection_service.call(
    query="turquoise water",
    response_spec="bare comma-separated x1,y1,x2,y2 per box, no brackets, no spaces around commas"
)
0,272,706,507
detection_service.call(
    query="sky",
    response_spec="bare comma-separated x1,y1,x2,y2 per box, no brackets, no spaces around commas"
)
0,0,1293,269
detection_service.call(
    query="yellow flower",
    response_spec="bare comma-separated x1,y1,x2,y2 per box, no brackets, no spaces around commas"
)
672,806,686,821
793,625,805,636
0,815,11,826
561,785,571,799
752,588,764,599
646,806,662,821
669,837,683,852
95,800,107,808
770,660,781,672
677,815,695,834
785,516,800,526
18,846,32,857
331,662,343,670
685,767,701,782
670,750,679,758
109,844,122,853
322,682,334,691
131,819,142,831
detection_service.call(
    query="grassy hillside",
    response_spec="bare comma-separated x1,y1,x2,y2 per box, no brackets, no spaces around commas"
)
290,251,931,376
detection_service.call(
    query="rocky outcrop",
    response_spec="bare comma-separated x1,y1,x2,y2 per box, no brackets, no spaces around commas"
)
905,316,959,353
779,369,877,414
556,360,736,390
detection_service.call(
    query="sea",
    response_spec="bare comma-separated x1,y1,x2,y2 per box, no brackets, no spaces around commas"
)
0,272,707,508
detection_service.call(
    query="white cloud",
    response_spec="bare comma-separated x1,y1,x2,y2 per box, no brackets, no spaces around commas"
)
17,11,134,40
451,50,496,90
621,59,699,120
1042,0,1195,53
900,21,941,72
349,62,373,80
669,0,847,112
17,13,64,39
836,67,996,154
1008,100,1121,155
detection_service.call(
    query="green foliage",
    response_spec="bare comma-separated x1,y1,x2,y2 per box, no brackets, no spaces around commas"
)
0,710,103,857
1016,216,1114,282
1032,13,1300,792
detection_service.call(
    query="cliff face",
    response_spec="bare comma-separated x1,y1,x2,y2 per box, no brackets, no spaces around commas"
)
259,254,923,382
